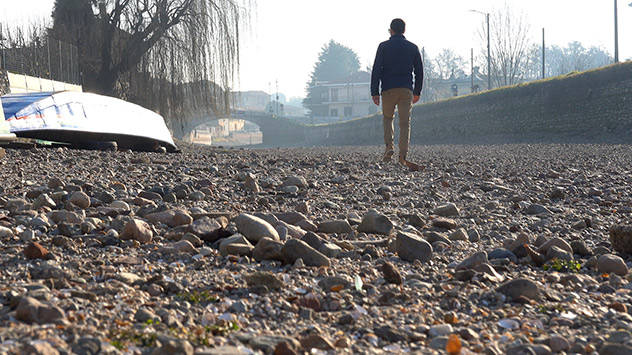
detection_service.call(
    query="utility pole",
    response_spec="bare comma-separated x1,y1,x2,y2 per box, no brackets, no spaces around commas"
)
470,48,474,93
470,10,492,90
486,12,491,90
542,28,546,79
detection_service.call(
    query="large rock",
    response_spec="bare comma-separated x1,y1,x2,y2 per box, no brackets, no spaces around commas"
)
120,219,153,243
394,231,433,263
546,245,573,261
433,203,460,217
187,217,227,243
249,335,300,354
317,219,353,234
507,232,531,257
146,209,193,228
158,240,199,255
252,237,284,262
609,225,632,254
235,213,279,243
598,254,628,276
357,210,395,236
275,212,308,225
281,239,330,267
69,191,91,208
537,237,573,255
599,343,632,355
496,278,541,301
301,232,324,250
15,296,66,324
150,339,194,355
431,217,458,230
244,271,285,290
243,173,260,193
526,204,553,215
456,251,488,270
23,342,60,355
274,220,307,239
31,194,56,210
24,242,49,260
0,226,13,238
474,263,505,283
219,234,254,257
282,176,308,189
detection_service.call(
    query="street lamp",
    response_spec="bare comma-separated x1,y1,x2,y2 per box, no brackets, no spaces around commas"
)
614,1,631,62
470,10,491,90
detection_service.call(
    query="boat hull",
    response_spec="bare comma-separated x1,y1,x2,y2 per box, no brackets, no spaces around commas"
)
2,91,177,151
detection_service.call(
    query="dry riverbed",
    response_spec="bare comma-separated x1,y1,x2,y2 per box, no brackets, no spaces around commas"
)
1,143,632,354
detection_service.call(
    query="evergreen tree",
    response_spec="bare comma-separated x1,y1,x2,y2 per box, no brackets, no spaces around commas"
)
307,40,361,85
303,40,360,116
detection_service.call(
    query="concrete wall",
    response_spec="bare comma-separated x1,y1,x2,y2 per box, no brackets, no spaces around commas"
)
299,61,632,146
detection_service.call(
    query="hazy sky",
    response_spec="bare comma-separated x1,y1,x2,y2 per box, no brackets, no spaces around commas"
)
2,0,632,98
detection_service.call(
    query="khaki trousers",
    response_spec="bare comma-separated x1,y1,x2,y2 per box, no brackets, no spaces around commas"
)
382,88,413,161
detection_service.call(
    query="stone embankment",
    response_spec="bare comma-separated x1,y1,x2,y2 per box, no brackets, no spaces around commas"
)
262,62,632,147
1,143,632,354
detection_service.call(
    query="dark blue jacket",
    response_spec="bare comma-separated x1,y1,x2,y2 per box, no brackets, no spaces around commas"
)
370,34,424,96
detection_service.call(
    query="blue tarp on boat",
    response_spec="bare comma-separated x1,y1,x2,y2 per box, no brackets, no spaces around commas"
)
1,91,177,151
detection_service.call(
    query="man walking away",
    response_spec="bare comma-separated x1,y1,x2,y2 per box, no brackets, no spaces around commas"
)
371,18,424,170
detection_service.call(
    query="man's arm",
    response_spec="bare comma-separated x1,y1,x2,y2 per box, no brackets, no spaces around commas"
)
370,44,384,105
412,47,423,101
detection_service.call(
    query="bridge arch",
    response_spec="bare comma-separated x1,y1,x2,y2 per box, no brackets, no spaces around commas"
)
173,110,307,145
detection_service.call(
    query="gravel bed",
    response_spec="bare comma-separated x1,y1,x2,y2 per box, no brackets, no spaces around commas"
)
1,143,632,355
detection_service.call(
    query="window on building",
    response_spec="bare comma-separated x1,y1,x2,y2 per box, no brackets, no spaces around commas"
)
344,106,352,117
331,108,338,117
331,89,338,102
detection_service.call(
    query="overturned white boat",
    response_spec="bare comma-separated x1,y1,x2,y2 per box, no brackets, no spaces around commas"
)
1,91,177,151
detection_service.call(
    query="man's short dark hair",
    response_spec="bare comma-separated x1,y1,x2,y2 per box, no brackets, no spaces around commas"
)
390,18,405,34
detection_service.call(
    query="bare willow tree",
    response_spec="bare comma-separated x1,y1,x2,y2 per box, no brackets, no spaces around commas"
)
477,4,533,87
51,0,253,132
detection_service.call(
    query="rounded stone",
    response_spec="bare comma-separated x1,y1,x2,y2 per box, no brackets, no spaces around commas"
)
598,254,628,276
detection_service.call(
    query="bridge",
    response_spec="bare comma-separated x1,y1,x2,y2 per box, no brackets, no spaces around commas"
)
175,61,632,147
173,109,308,145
